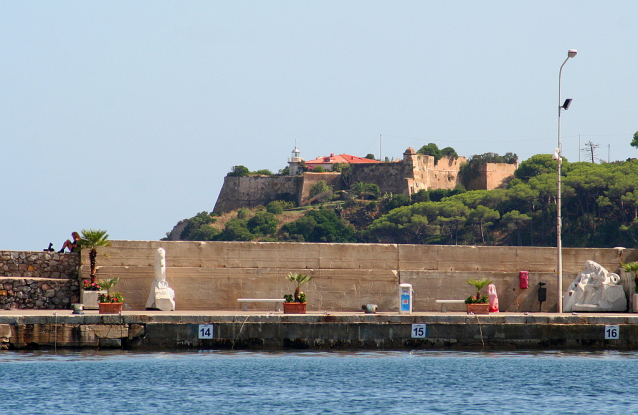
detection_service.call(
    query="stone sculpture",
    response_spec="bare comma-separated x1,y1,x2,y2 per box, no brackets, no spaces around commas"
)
563,260,626,312
488,283,499,312
145,247,176,311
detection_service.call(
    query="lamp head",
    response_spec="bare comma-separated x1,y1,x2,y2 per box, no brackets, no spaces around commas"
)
562,99,573,110
552,148,560,161
568,49,577,58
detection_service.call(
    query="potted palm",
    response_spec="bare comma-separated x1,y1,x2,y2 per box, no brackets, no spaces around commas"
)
283,272,312,314
98,277,124,314
78,229,111,284
465,278,492,314
78,229,111,310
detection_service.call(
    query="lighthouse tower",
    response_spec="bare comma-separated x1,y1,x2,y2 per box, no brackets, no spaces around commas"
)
288,146,304,175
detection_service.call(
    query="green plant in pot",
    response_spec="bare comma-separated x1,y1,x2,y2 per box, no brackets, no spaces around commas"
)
465,278,492,314
78,229,111,284
283,272,312,314
97,277,124,314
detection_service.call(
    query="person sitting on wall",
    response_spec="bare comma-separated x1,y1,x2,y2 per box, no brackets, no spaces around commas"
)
59,232,81,253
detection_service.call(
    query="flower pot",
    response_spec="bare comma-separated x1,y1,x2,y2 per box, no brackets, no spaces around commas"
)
466,303,490,314
99,302,123,314
81,290,107,310
283,302,307,314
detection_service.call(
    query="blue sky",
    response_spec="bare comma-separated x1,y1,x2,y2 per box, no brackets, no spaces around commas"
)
1,1,636,251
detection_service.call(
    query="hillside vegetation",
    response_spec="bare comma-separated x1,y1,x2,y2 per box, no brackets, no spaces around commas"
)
167,155,638,248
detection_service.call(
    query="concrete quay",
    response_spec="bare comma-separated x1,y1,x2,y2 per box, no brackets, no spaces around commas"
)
0,309,637,351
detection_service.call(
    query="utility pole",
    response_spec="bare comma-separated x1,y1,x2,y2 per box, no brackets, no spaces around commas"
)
583,140,600,163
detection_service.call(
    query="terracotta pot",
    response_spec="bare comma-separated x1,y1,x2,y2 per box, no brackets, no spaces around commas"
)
99,302,123,314
283,302,307,314
466,303,490,314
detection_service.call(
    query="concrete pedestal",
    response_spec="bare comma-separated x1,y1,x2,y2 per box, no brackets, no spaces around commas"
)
80,290,107,310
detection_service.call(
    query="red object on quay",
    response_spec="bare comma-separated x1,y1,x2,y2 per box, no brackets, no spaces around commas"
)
519,271,529,289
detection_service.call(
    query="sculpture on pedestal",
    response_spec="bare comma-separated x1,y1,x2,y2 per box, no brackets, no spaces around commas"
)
145,247,176,311
488,283,499,312
563,260,626,312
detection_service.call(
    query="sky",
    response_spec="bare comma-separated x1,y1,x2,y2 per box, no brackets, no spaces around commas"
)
1,1,637,251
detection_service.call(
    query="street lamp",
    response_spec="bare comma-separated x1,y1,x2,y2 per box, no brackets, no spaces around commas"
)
555,49,577,313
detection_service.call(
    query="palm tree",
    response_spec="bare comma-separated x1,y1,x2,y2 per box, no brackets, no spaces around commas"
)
286,272,313,302
465,278,492,300
79,229,111,283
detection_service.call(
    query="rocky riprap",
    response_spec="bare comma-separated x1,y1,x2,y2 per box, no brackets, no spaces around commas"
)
0,251,80,310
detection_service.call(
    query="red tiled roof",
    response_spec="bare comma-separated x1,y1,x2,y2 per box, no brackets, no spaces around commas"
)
305,153,381,166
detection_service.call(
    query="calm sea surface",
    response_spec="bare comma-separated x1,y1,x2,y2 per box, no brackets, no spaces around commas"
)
0,349,636,414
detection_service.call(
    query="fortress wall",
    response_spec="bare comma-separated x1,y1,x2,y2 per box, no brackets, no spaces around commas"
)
83,240,637,313
213,175,302,213
212,157,508,213
465,162,518,191
480,162,518,190
350,162,408,195
427,156,467,190
298,172,343,204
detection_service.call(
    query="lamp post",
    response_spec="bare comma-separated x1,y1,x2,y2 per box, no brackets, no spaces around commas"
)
555,49,577,313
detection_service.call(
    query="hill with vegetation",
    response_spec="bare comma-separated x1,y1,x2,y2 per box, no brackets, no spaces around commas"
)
165,154,638,248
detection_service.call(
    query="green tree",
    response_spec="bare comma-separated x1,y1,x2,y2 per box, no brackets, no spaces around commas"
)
252,169,273,176
351,182,380,200
501,210,531,246
190,226,221,241
78,229,111,283
312,166,326,173
266,200,293,214
631,131,638,149
332,162,349,172
277,166,290,175
417,143,442,164
514,154,558,182
218,218,254,241
180,211,217,240
468,205,500,244
247,212,279,236
440,147,459,159
309,180,333,201
282,208,355,243
228,165,250,177
364,154,376,160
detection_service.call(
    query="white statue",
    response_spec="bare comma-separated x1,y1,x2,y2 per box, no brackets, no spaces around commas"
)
145,247,176,311
563,260,626,312
488,284,499,312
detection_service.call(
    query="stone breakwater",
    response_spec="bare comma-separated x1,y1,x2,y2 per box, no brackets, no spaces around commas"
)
0,251,80,310
1,312,637,350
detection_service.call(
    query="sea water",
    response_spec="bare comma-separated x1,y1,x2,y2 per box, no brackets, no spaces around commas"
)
0,350,636,414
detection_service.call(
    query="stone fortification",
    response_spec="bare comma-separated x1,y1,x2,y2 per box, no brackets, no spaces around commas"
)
214,175,302,213
0,251,79,309
465,162,518,191
213,150,473,214
299,172,342,204
83,240,637,313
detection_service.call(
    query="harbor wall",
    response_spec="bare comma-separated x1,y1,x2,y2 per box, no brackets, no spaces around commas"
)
81,241,638,313
3,313,638,350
